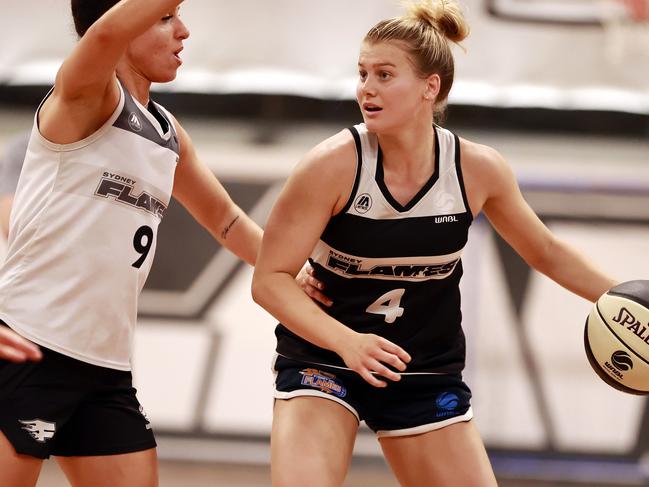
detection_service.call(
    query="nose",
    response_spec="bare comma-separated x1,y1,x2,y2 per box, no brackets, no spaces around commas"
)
359,76,377,97
176,18,190,40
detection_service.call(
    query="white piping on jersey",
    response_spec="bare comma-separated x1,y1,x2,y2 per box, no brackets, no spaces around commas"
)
311,239,463,282
34,83,127,153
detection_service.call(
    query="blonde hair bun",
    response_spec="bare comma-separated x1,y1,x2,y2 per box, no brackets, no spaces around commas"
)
404,0,469,44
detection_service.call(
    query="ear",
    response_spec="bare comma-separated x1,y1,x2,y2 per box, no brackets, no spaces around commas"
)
423,73,441,102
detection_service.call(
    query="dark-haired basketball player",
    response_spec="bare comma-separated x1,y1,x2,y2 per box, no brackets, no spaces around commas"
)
0,1,324,485
252,0,618,485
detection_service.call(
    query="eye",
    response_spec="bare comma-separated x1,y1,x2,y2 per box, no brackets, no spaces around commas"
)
380,71,392,80
161,14,173,21
358,70,367,80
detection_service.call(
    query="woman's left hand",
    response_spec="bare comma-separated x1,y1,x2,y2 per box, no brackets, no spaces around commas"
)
296,262,332,307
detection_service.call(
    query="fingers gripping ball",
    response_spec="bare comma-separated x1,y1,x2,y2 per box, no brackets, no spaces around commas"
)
585,280,649,395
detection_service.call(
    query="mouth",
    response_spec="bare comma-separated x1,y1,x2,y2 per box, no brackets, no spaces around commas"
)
173,47,183,63
363,103,383,113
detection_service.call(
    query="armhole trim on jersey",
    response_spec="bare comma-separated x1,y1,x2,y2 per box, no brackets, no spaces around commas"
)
34,80,125,152
454,133,474,222
336,126,364,216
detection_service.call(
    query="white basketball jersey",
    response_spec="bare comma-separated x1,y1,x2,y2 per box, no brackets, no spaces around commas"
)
0,81,179,370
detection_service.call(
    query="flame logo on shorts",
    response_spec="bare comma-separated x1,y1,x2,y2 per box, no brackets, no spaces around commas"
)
299,368,347,398
611,351,634,372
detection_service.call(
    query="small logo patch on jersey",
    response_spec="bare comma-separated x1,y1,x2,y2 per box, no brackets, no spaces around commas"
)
128,112,143,132
299,368,347,397
354,193,372,214
19,419,56,443
435,392,460,418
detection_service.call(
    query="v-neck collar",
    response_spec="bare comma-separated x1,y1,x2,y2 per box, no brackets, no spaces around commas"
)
375,126,440,213
131,95,172,141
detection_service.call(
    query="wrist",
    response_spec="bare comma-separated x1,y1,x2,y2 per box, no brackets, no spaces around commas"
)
325,322,356,355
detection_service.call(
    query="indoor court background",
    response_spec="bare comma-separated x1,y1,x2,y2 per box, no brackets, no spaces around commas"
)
1,0,648,485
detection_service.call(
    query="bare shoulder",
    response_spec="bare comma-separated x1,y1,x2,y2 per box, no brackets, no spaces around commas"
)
458,137,517,214
460,137,517,190
459,137,508,179
165,110,184,138
165,112,194,160
297,128,356,177
287,129,358,214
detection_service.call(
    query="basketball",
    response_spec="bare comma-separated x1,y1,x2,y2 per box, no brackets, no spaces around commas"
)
584,280,649,395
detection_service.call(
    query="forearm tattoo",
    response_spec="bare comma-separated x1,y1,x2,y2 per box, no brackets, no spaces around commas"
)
221,215,240,240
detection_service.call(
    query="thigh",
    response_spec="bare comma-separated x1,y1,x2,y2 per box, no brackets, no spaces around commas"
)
56,448,158,487
0,430,43,487
272,397,358,487
380,420,497,487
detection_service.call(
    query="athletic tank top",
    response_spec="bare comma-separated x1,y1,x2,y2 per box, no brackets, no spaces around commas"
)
276,123,473,373
0,80,179,370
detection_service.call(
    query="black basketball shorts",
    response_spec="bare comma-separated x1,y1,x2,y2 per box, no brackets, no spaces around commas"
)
273,355,473,437
0,325,156,459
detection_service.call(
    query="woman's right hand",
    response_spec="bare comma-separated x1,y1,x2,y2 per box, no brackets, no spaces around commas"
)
337,332,411,387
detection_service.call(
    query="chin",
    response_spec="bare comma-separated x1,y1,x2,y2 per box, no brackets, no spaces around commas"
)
152,72,178,84
363,118,389,133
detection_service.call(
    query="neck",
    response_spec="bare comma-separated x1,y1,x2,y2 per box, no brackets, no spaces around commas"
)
377,122,435,177
116,63,152,107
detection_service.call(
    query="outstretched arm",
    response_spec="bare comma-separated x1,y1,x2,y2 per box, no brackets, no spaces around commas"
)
471,141,617,301
170,118,331,305
171,119,262,266
252,131,411,387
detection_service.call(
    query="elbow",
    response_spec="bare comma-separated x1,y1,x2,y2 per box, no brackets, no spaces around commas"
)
526,235,557,275
86,21,117,46
251,271,268,307
85,18,130,49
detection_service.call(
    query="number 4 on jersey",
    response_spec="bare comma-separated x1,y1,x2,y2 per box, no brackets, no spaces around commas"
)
366,288,405,323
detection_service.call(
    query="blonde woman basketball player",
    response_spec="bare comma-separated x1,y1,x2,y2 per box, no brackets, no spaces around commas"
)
0,1,324,485
252,1,617,485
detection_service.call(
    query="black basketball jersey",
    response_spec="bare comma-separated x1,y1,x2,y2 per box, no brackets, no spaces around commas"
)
276,123,473,373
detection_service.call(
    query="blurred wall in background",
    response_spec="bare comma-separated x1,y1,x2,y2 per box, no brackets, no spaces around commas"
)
2,0,648,111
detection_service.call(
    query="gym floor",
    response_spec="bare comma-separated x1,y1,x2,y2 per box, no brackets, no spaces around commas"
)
35,457,641,487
